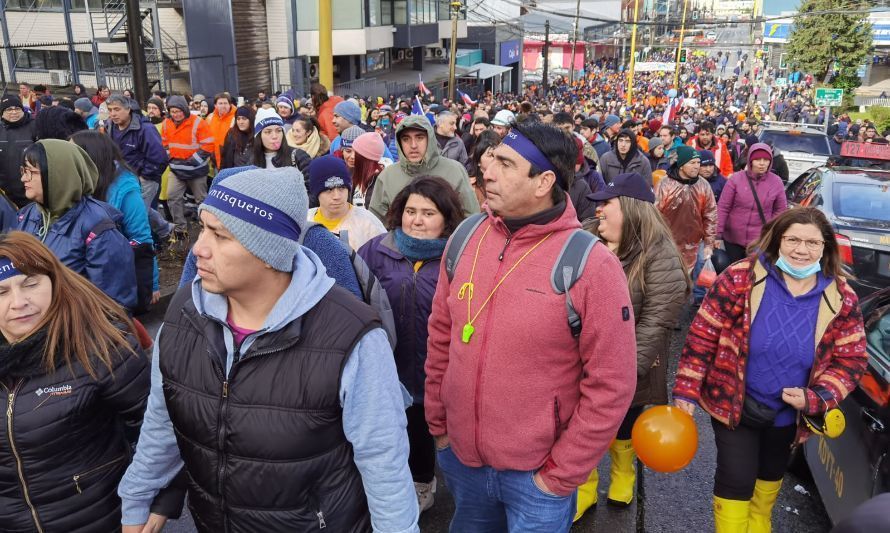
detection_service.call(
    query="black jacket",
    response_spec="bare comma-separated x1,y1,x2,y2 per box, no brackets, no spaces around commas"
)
0,114,36,206
158,285,380,533
0,329,149,532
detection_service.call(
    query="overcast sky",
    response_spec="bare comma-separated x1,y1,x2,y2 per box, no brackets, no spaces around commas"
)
764,0,799,16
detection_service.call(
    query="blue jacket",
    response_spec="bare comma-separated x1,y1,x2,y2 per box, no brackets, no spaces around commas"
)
107,112,168,183
106,168,158,292
16,198,137,309
120,247,419,532
358,232,440,403
706,173,728,202
0,193,16,232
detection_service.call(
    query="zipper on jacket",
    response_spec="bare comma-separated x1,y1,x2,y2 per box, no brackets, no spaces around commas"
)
317,510,327,529
73,455,127,494
498,237,512,261
7,381,45,533
217,350,236,533
553,397,561,440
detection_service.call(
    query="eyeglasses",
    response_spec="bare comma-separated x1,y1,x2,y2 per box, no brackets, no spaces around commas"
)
2,106,22,114
782,236,825,251
20,166,38,181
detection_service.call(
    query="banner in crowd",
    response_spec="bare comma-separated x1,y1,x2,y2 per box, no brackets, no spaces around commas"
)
634,62,676,72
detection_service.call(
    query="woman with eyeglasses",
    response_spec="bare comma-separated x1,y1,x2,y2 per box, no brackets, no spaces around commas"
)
673,207,867,533
716,142,787,263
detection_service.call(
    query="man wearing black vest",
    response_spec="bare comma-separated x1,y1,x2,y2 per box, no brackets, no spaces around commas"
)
118,167,419,533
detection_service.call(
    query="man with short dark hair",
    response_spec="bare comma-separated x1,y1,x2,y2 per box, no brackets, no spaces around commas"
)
688,121,733,176
425,120,637,531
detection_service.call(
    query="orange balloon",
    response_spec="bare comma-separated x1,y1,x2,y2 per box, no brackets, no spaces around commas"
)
631,405,698,473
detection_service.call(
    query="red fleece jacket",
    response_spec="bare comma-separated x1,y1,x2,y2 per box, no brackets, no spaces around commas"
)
424,198,637,496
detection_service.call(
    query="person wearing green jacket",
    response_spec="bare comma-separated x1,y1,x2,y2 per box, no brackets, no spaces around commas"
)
368,115,479,221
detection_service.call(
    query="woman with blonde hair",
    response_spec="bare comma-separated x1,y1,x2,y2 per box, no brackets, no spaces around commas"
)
575,172,690,520
0,232,179,532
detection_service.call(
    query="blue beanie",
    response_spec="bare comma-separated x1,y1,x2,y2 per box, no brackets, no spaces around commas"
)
308,155,352,198
254,107,284,137
334,100,362,126
276,95,294,111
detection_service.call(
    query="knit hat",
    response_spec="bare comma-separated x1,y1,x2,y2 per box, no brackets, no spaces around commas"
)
74,97,94,113
254,107,284,136
0,95,23,114
353,132,386,161
748,144,772,162
743,134,760,148
276,95,294,111
166,95,189,114
235,106,253,119
340,125,364,149
648,119,662,134
199,167,307,272
334,100,362,126
603,114,621,129
308,155,352,198
672,145,700,168
698,149,715,166
648,136,664,154
147,96,166,113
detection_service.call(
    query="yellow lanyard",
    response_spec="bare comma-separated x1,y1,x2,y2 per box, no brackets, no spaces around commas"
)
457,224,553,343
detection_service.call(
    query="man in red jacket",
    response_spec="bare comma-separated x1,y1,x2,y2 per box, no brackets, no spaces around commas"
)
688,120,733,177
424,121,637,531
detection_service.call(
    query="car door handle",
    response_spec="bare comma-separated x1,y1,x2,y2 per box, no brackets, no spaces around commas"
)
862,407,886,433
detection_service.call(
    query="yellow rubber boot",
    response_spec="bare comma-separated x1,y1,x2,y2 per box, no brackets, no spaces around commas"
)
606,439,636,507
749,478,782,533
573,468,599,522
714,496,750,533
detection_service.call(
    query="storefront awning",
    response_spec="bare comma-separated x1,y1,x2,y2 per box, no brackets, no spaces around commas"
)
464,63,515,80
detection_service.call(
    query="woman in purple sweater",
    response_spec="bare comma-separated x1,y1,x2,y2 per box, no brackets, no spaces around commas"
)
357,176,465,514
716,143,787,262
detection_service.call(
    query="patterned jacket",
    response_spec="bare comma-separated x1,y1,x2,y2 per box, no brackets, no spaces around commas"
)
672,257,867,445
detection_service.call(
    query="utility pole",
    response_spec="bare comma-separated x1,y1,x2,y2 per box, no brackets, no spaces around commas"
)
62,0,81,86
569,0,581,85
448,1,461,102
673,0,689,89
125,0,148,105
319,0,334,90
625,0,640,106
542,20,550,95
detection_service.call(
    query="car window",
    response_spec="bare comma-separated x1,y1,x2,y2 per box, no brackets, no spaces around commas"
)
789,171,822,204
863,301,890,407
760,131,832,156
833,182,890,222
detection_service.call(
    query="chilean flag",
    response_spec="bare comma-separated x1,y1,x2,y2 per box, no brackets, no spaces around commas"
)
458,89,476,106
411,95,425,116
662,96,683,124
418,74,431,96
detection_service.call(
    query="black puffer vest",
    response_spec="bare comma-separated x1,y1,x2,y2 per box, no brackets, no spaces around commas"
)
158,284,380,533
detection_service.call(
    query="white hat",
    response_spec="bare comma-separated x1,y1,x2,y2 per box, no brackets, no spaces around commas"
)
491,109,516,127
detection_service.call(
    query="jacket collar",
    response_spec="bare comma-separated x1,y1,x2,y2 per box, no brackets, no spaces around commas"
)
486,192,581,240
377,231,404,260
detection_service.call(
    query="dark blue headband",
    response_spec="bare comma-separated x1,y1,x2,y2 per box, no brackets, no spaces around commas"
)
0,258,22,282
203,185,302,242
501,129,561,181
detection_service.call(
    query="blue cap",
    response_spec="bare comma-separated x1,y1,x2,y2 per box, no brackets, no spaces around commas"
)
698,149,716,166
588,172,655,203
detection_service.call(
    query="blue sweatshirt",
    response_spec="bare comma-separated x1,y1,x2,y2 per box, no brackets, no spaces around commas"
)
746,259,831,427
119,246,419,532
106,168,158,291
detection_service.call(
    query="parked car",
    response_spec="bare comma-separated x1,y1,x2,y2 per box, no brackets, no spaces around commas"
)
786,161,890,296
759,122,833,183
803,286,890,525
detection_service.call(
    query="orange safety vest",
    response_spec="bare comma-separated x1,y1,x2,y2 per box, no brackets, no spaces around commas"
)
161,115,215,160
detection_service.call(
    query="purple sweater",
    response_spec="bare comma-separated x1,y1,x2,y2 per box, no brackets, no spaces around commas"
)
717,142,787,247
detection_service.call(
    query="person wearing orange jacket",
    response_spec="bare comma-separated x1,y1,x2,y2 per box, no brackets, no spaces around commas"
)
311,82,344,142
161,95,215,237
205,92,236,169
688,120,733,178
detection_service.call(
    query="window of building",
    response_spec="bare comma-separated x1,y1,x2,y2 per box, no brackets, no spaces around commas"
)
13,49,128,72
5,0,63,9
297,0,364,30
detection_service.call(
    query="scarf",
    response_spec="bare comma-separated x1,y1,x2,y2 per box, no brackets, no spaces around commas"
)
0,328,49,380
503,200,566,234
393,228,448,262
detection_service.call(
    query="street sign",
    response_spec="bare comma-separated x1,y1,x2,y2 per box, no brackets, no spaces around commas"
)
815,88,844,107
775,77,788,86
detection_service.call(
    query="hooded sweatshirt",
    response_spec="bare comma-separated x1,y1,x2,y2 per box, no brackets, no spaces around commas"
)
118,247,419,532
367,115,480,220
598,129,653,185
16,140,137,309
717,142,787,247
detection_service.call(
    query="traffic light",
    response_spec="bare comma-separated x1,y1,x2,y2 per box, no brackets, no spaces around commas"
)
679,49,687,63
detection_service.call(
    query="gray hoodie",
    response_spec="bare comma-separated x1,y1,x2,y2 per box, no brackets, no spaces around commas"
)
368,115,480,220
118,245,419,532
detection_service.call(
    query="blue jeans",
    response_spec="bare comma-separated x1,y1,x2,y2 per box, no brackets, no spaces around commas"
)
691,241,706,305
437,446,576,533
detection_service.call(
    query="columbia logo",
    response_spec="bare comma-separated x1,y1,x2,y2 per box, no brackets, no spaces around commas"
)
35,384,73,397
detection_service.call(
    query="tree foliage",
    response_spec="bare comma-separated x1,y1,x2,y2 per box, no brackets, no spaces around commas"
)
786,0,872,84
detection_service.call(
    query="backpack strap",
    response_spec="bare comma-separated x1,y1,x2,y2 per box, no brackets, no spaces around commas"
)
445,213,487,282
85,219,119,246
339,230,350,248
551,229,599,338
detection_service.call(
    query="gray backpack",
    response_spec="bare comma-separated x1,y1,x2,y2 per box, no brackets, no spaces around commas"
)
444,213,599,337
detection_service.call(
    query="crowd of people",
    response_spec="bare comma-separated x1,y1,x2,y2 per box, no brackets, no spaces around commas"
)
0,46,879,533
